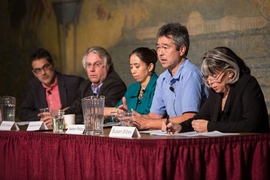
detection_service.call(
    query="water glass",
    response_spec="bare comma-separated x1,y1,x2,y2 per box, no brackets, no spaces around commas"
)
39,107,50,118
118,111,133,127
51,110,65,133
82,96,105,135
110,111,120,125
0,96,16,122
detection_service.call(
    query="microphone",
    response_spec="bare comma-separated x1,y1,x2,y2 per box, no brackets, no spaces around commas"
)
169,86,174,92
142,89,145,93
48,90,51,94
93,93,97,97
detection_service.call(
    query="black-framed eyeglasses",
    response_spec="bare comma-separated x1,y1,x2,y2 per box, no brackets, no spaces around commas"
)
33,64,52,74
202,70,225,83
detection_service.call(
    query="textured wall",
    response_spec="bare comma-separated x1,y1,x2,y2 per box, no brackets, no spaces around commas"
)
0,0,270,117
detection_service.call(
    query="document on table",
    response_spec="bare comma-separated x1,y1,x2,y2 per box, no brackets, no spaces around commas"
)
139,130,240,137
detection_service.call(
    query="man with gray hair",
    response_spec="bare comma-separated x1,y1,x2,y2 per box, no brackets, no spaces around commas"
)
65,46,126,124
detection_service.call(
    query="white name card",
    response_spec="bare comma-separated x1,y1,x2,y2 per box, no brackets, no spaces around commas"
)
109,126,141,138
65,125,85,134
0,121,20,131
27,121,48,131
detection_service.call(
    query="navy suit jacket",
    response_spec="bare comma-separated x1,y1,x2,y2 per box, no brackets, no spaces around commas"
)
19,71,84,121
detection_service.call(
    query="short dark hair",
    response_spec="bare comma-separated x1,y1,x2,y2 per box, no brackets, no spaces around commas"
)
157,23,190,56
129,47,158,73
29,48,54,68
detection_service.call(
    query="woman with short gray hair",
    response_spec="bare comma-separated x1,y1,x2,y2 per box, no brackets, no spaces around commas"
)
166,47,269,133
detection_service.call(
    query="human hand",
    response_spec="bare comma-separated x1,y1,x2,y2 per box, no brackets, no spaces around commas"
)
191,119,208,132
162,121,181,134
117,97,128,112
104,107,117,117
132,109,149,130
38,112,53,128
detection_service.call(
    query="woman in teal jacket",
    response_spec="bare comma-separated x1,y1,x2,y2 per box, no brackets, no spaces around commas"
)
105,47,158,115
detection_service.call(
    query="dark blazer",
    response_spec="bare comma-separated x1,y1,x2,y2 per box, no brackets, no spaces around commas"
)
65,70,127,124
19,71,84,121
181,74,269,133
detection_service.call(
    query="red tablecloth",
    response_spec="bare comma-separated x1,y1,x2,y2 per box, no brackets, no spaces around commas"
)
0,130,269,180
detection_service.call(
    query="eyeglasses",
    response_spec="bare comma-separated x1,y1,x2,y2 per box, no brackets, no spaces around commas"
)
202,70,225,83
33,64,52,74
85,62,104,69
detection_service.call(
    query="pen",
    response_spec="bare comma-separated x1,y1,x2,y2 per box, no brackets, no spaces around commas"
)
166,115,170,133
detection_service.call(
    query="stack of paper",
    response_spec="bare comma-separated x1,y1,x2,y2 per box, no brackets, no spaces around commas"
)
139,130,239,137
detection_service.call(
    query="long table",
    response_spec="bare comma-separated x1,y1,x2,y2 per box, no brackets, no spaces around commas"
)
0,129,270,180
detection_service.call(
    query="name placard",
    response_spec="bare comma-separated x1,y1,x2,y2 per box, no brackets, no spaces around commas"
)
109,126,141,138
27,121,48,131
0,121,20,131
65,125,85,134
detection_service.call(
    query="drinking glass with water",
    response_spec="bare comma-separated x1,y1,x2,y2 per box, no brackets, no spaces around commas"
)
0,96,16,122
39,108,50,118
51,110,65,134
117,111,133,127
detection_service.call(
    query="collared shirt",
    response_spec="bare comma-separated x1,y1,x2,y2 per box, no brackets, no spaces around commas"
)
42,77,62,110
116,73,158,114
150,59,209,118
91,83,103,96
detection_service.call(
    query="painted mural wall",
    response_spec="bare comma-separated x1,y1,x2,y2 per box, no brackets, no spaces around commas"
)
0,0,270,118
